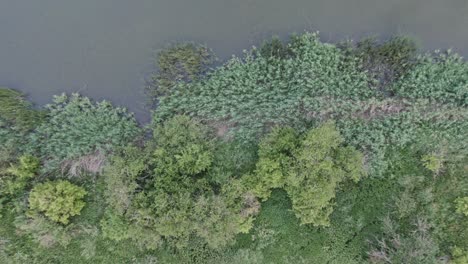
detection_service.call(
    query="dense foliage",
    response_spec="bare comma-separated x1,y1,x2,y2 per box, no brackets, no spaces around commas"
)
0,88,44,167
154,33,372,137
247,122,365,226
393,50,468,105
0,155,40,196
102,116,259,250
0,88,44,132
1,32,467,263
146,42,216,105
28,180,87,224
30,93,140,172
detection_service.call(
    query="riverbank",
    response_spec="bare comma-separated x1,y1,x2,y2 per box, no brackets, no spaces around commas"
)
2,0,468,123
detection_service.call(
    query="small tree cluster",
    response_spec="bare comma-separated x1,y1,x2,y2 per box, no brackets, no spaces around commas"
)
28,180,87,224
102,116,258,249
247,122,365,226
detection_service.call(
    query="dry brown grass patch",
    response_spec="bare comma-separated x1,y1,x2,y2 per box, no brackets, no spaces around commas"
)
61,150,107,177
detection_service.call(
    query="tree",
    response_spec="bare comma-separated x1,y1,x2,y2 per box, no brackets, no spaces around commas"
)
102,116,258,249
248,122,365,226
28,180,87,224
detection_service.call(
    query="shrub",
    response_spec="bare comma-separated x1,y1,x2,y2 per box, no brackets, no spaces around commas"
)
259,36,291,59
28,180,87,224
393,50,468,105
350,36,418,93
30,93,140,172
154,35,467,180
1,155,40,196
0,121,20,165
0,88,43,167
146,42,216,104
14,213,74,248
248,122,365,226
421,153,444,175
455,197,468,217
100,211,130,242
152,115,214,177
0,88,44,132
452,247,468,264
368,217,439,264
154,32,372,138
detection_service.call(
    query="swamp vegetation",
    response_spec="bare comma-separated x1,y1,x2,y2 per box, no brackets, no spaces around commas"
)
0,32,467,263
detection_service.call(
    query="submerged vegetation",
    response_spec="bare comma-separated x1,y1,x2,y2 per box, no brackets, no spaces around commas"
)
1,32,467,263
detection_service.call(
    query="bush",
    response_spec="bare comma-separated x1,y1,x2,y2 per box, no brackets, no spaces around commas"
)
455,197,468,217
1,155,40,196
14,213,75,248
451,247,468,264
152,115,214,177
154,34,467,179
0,88,44,132
28,180,87,224
393,50,468,105
100,211,130,242
421,153,444,175
368,217,439,264
349,36,418,93
30,93,140,172
155,32,372,138
0,88,44,167
146,42,216,104
259,36,291,59
248,122,365,226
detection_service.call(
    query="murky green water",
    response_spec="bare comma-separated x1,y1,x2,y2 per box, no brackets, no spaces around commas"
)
1,0,467,121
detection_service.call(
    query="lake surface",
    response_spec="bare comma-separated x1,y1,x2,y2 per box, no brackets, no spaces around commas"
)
1,0,467,122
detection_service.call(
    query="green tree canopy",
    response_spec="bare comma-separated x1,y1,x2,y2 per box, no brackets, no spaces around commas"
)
28,180,87,225
248,122,365,226
102,116,259,249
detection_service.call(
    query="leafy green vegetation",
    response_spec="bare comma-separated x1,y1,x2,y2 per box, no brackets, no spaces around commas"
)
146,42,216,105
247,122,365,226
154,32,373,138
0,88,44,168
102,116,258,250
1,155,40,196
0,88,44,132
393,50,468,105
29,93,140,173
28,180,87,224
1,32,467,263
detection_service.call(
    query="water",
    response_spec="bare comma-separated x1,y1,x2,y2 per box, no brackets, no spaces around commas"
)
1,0,467,122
